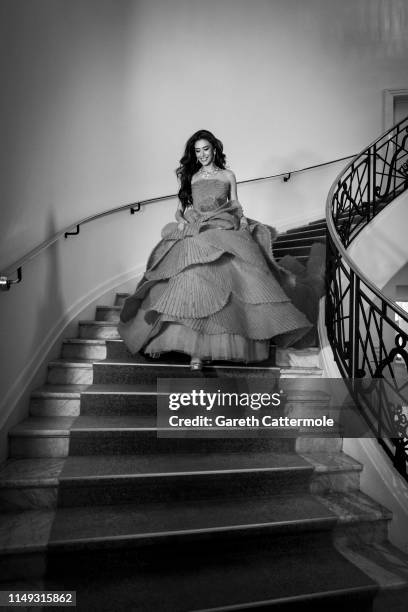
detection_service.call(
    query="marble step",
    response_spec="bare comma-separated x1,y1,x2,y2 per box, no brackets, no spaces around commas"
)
92,360,282,385
95,306,121,322
62,339,107,360
1,520,376,611
104,341,278,364
318,490,393,547
0,488,393,555
56,452,314,507
114,292,129,307
296,436,343,453
79,320,120,340
0,451,362,511
300,451,363,493
0,458,65,511
30,381,330,418
337,540,408,612
279,227,326,241
275,346,321,368
9,416,296,458
273,244,315,257
0,452,311,511
48,493,338,553
30,383,158,417
30,384,89,417
274,234,326,248
47,360,95,385
286,220,326,234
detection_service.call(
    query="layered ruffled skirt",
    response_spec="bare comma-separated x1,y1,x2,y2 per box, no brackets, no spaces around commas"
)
118,204,313,362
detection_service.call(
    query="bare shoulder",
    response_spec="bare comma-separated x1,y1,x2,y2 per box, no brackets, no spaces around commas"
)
222,168,236,183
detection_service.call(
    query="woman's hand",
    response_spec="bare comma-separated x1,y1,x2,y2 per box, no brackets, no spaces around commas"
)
178,221,186,231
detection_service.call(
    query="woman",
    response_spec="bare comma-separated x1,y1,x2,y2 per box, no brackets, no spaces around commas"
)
118,130,312,370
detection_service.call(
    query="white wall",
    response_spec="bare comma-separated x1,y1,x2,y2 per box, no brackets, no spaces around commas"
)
1,0,408,458
347,191,408,290
2,0,408,268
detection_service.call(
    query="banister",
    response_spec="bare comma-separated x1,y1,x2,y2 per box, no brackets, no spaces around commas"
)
325,114,408,481
0,153,355,288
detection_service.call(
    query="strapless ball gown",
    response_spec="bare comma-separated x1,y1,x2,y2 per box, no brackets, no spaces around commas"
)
118,176,313,362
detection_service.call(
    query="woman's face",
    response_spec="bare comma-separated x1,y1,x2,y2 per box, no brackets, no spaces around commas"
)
194,139,215,167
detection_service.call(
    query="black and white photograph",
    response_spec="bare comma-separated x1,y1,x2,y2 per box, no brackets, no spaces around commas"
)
1,1,408,610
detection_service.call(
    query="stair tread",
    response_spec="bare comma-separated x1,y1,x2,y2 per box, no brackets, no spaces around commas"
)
0,509,55,554
275,235,326,244
10,415,298,434
32,383,157,397
10,417,78,435
0,453,311,486
98,358,281,371
49,494,337,547
32,382,328,402
48,360,95,367
32,384,91,398
0,458,65,486
337,540,408,589
316,490,393,523
79,320,118,325
300,451,363,473
0,510,376,611
63,339,107,345
59,451,312,480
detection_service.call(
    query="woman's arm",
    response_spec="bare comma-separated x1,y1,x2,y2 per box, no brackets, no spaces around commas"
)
228,170,238,201
228,170,248,229
175,202,185,223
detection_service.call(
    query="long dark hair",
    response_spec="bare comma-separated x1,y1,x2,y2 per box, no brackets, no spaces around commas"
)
176,129,226,210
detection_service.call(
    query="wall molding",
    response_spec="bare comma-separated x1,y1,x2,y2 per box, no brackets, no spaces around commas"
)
383,87,408,131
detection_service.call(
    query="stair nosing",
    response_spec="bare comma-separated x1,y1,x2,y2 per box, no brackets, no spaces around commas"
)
98,361,280,372
60,464,314,483
49,516,336,549
193,584,377,612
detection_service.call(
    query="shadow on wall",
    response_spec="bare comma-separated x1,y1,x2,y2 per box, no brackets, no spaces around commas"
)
30,212,66,378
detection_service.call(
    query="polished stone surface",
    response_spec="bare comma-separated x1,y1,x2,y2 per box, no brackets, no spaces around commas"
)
296,436,343,453
0,458,65,484
301,451,362,493
79,321,120,340
0,509,54,554
337,541,408,588
317,490,392,523
47,361,94,385
62,339,107,360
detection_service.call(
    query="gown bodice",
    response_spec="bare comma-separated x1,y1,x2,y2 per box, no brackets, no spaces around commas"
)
191,178,230,213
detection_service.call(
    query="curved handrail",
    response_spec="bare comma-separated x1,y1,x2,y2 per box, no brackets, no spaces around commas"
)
0,153,355,288
326,119,408,322
325,114,408,481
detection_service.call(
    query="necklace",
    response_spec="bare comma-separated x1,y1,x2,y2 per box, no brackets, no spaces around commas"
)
199,166,222,179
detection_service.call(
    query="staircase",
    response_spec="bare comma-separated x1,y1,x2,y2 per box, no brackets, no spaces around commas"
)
272,218,326,265
1,230,408,609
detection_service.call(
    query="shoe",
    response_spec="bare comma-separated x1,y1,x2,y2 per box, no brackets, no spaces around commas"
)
190,357,203,371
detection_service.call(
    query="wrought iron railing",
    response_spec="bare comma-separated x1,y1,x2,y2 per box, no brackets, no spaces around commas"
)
326,115,408,481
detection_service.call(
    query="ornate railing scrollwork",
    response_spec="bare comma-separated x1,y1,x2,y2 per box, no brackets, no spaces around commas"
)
326,115,408,482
